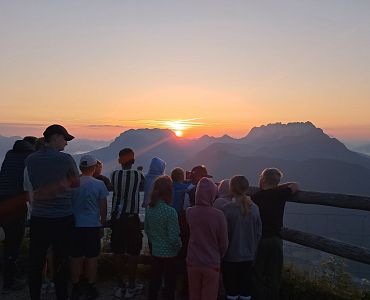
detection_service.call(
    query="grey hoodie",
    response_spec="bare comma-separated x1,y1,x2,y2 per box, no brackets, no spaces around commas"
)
221,200,262,262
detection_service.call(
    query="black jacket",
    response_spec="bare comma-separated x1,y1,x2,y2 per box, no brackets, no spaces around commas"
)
0,140,35,200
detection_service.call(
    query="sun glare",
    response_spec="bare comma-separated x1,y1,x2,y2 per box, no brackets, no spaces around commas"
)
175,130,183,137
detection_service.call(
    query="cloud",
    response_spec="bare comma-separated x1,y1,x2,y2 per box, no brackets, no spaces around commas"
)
87,124,127,129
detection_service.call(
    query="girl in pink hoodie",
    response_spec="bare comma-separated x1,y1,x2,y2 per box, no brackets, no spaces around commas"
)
186,177,229,300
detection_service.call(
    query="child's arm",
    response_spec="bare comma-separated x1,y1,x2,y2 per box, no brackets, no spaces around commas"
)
278,182,299,194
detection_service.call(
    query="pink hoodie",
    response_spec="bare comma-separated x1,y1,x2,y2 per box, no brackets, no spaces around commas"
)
186,178,229,268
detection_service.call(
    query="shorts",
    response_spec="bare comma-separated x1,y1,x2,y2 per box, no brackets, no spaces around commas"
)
71,227,101,258
110,214,142,256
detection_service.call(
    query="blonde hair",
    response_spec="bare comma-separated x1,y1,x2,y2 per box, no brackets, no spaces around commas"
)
260,168,283,186
230,175,252,215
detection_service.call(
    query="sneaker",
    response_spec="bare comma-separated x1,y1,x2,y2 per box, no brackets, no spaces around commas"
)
124,284,144,298
124,288,135,299
114,287,125,298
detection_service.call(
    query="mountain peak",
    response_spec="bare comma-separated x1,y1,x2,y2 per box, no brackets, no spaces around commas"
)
245,121,323,141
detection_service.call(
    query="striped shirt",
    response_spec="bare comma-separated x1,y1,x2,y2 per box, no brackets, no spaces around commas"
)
111,168,145,217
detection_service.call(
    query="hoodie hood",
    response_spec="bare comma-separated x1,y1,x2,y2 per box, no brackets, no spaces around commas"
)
218,179,230,198
195,177,217,207
142,157,166,207
146,157,166,176
12,140,35,153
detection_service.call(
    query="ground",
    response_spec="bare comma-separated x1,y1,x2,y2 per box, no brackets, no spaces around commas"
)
1,280,148,300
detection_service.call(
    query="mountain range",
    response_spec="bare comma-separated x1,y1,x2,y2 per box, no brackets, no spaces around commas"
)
78,121,370,196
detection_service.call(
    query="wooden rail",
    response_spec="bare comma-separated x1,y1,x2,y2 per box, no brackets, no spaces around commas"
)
248,187,370,211
281,227,370,265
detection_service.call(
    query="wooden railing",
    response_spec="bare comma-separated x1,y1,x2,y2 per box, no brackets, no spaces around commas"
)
247,188,370,265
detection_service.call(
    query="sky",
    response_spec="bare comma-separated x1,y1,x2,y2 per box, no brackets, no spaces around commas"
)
1,1,370,142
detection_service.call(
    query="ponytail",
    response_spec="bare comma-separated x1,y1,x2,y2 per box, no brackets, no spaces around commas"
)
230,175,252,215
235,194,253,215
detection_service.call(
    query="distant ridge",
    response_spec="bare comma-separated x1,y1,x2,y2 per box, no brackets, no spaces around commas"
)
74,121,370,196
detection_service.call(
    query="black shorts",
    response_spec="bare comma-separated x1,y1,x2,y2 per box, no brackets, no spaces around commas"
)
71,227,101,258
110,214,142,256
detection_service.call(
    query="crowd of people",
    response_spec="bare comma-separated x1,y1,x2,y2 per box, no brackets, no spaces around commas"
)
0,124,299,300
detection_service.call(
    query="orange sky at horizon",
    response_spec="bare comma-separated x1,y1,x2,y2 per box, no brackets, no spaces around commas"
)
1,2,370,143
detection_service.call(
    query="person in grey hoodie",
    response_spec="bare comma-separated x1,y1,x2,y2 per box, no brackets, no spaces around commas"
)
221,175,262,300
142,157,166,208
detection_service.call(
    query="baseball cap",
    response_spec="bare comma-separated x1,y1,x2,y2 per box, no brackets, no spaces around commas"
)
43,124,74,141
79,154,98,168
191,165,213,178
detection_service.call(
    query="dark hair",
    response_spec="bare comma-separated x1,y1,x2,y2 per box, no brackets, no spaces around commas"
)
171,167,185,183
149,175,173,208
35,137,46,150
119,148,134,157
230,175,252,215
23,136,38,146
118,148,135,166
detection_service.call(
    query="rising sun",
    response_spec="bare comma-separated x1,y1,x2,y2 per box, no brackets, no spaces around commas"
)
174,130,183,137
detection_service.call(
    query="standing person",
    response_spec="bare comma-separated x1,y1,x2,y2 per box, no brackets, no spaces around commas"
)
186,177,229,300
252,168,299,300
93,160,113,191
24,124,80,300
170,167,191,213
221,176,262,300
187,165,212,207
0,137,36,294
110,148,145,298
70,155,108,300
144,176,182,300
213,179,231,210
170,167,191,297
142,157,166,208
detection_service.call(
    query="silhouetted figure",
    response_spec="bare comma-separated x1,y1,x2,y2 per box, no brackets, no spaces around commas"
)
145,175,182,300
70,155,108,300
93,160,113,191
213,179,231,210
186,178,228,300
187,165,213,207
252,168,298,300
25,124,79,300
0,137,36,294
221,176,262,300
142,157,166,208
110,148,145,298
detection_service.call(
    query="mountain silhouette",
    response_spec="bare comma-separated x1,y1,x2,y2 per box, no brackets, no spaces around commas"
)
77,122,370,196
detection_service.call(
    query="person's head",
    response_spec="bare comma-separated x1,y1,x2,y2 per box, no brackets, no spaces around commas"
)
118,148,135,167
23,136,38,148
171,167,185,183
190,165,212,185
149,175,173,207
94,160,103,176
195,177,217,206
148,157,166,175
259,168,283,189
217,179,230,198
230,175,252,215
43,124,74,151
79,154,97,175
35,137,46,150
